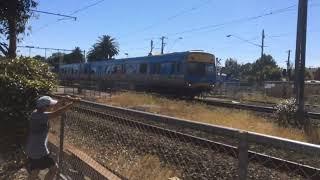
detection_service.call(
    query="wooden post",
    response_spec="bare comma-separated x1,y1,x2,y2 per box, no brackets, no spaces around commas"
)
57,112,66,179
238,131,249,180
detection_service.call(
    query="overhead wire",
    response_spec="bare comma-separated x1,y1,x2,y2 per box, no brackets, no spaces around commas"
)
33,0,106,33
164,4,297,37
119,4,298,52
120,0,213,39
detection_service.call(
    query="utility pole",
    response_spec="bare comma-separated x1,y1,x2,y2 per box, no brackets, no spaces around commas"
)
44,48,47,59
294,0,308,122
160,36,167,55
286,50,291,80
149,40,154,56
261,29,265,59
29,47,31,57
83,50,86,63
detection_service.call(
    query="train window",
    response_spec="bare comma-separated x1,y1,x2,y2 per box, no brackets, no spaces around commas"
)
125,64,137,74
150,63,160,74
111,65,122,74
122,64,125,73
171,63,175,74
112,66,117,74
90,67,96,74
106,65,113,74
105,66,108,74
176,62,181,73
97,66,102,76
117,65,123,73
206,64,215,74
139,63,148,74
187,63,206,76
160,63,174,74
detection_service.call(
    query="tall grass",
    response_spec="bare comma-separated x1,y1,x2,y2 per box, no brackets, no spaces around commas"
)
97,92,309,142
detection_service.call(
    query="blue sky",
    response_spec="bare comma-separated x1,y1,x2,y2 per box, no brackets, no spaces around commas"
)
19,0,319,67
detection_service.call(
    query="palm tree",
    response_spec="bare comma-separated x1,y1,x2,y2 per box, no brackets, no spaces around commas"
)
87,35,119,61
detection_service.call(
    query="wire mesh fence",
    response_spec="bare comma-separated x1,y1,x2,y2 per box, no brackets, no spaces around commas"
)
47,96,320,180
210,81,320,111
55,80,320,113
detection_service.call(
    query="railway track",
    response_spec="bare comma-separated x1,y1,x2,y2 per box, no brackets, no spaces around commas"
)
55,85,320,119
198,98,320,119
67,99,320,179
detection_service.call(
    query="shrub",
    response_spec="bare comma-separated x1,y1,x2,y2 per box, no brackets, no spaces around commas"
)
0,57,57,143
274,98,302,128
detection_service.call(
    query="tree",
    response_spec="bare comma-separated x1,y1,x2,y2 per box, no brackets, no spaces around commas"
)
240,63,254,81
64,47,84,64
305,68,314,80
314,68,320,80
251,54,281,82
0,0,38,58
0,57,56,143
221,58,241,79
47,52,66,68
33,55,46,61
87,35,119,61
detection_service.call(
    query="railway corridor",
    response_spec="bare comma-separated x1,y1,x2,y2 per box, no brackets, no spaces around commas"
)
49,97,320,180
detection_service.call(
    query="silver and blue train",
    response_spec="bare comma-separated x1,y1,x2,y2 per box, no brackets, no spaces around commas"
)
59,51,216,97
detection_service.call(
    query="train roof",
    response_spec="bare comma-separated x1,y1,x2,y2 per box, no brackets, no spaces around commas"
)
60,51,214,67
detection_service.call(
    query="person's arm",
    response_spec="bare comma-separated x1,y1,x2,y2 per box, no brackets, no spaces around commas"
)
47,96,81,120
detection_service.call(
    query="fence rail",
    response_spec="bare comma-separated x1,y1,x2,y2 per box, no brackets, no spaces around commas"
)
49,94,320,179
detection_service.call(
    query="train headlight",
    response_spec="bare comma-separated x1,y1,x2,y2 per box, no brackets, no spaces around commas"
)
188,83,192,87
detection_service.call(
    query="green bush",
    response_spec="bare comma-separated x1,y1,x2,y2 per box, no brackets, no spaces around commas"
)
0,57,57,142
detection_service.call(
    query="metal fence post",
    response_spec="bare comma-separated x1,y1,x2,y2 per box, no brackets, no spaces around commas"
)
57,112,66,179
238,131,248,180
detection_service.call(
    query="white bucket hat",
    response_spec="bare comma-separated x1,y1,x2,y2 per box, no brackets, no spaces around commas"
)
36,96,58,108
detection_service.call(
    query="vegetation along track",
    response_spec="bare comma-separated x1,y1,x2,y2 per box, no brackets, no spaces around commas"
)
62,99,320,179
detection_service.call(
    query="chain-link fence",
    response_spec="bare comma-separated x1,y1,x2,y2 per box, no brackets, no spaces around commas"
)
49,96,320,180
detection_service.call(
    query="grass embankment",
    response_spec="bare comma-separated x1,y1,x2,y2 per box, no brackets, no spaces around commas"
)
97,92,309,142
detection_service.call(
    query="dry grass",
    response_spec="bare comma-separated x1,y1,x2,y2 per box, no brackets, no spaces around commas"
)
239,93,282,104
97,92,309,142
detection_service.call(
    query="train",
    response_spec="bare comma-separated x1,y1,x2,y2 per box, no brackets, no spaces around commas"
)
59,51,216,97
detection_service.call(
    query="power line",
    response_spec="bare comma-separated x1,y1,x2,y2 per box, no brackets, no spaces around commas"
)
58,0,106,20
226,34,262,47
33,0,106,33
119,4,298,50
30,9,77,20
165,4,297,37
121,0,212,38
17,45,74,52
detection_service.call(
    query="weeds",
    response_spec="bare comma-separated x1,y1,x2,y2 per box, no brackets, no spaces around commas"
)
97,92,310,143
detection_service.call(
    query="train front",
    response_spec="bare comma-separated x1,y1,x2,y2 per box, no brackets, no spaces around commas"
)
184,52,216,96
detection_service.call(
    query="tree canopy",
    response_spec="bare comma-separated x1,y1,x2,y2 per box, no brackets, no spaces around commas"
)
251,55,281,82
33,55,46,61
314,68,320,81
221,54,282,83
0,0,37,58
64,47,84,64
221,58,241,79
46,47,84,68
87,35,119,61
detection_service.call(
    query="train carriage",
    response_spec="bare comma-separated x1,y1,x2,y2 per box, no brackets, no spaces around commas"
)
59,51,216,97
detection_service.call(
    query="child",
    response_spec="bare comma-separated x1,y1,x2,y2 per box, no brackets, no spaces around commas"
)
26,95,79,180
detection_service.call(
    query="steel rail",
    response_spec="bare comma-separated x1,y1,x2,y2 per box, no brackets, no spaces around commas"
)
197,98,320,119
